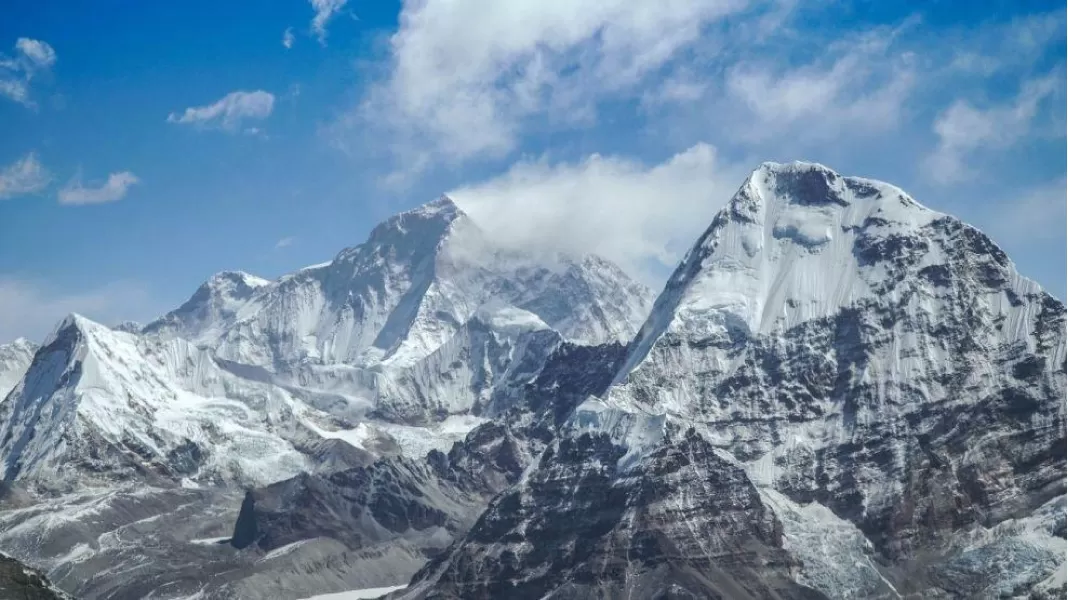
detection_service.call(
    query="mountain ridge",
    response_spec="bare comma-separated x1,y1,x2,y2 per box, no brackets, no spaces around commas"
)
0,163,1063,600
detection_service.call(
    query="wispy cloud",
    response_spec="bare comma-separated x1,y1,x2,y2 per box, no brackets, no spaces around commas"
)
0,37,57,107
450,143,745,284
0,277,156,343
310,0,348,44
58,171,140,205
722,27,916,143
0,153,50,199
275,236,295,249
282,27,295,49
167,90,275,132
947,9,1065,76
926,74,1060,184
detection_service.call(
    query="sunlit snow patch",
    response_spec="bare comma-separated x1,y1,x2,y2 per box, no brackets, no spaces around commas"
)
298,585,407,600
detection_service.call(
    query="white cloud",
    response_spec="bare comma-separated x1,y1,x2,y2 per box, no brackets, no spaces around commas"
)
0,277,155,343
927,74,1060,184
0,153,50,199
0,79,29,104
275,236,295,249
282,27,295,49
58,171,140,205
0,37,56,107
450,143,745,284
721,24,916,143
352,0,750,174
641,69,709,109
311,0,348,44
14,38,56,69
167,90,275,132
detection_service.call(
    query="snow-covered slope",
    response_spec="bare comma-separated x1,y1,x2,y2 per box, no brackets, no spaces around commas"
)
0,337,37,402
140,196,651,425
0,196,653,494
145,196,651,371
0,315,315,491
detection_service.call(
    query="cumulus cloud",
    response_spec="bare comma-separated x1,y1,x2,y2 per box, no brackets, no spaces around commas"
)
0,153,50,199
0,277,156,343
349,0,749,174
167,90,275,132
927,74,1060,184
311,0,348,44
282,27,295,49
450,143,745,284
0,37,57,107
58,171,140,205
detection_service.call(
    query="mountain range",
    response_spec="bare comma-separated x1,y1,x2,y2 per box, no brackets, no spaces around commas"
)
0,162,1062,600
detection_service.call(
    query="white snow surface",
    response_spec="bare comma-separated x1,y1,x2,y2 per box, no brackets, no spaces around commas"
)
0,337,37,401
0,195,653,490
298,585,407,600
608,161,1058,419
146,196,651,371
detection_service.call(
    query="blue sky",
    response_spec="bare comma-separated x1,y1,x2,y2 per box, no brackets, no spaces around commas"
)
0,0,1064,341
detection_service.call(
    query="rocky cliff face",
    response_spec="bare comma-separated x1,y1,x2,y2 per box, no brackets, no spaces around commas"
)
0,552,72,600
404,427,826,600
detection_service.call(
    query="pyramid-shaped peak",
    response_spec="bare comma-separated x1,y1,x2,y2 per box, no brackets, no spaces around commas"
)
356,194,470,255
41,313,103,348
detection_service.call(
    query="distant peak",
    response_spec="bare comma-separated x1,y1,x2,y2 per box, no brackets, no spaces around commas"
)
207,270,270,289
396,194,465,222
352,195,468,256
427,194,459,211
42,313,101,348
112,321,144,334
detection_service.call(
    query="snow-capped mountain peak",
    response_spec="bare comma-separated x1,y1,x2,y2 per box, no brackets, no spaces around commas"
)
145,194,652,372
0,194,655,492
616,160,1042,385
0,336,38,401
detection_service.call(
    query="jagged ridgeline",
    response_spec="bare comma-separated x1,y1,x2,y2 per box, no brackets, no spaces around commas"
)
0,163,1062,600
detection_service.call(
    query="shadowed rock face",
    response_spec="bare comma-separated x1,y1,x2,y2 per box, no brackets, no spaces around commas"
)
405,429,826,600
231,491,257,550
0,553,71,600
